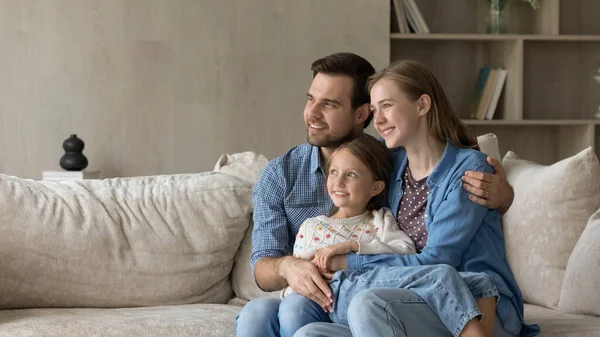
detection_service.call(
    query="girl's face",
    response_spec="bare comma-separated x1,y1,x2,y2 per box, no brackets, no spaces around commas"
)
370,78,426,149
326,149,384,217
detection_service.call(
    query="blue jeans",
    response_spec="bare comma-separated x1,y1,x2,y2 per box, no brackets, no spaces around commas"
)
294,288,517,337
235,265,500,337
234,295,330,337
280,265,498,337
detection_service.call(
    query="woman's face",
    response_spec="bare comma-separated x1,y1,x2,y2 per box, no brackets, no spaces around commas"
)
370,79,423,149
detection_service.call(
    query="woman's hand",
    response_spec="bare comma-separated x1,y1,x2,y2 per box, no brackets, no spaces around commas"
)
313,242,357,270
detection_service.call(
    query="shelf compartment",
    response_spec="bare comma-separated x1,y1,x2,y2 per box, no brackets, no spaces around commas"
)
469,124,594,164
559,0,600,35
391,39,522,120
523,41,600,120
403,0,548,34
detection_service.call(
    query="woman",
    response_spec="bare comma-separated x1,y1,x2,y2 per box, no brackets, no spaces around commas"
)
295,60,540,336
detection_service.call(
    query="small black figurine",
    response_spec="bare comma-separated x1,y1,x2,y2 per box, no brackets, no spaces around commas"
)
59,134,89,171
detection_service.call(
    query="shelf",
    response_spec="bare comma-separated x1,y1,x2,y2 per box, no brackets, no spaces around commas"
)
390,39,522,120
390,0,600,164
391,33,600,42
463,119,600,126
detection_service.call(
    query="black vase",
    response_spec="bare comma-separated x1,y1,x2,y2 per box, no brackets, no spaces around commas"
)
59,134,89,171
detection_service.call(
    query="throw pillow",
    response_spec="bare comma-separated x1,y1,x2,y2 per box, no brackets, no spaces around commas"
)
231,219,281,301
0,171,253,308
501,147,600,309
476,133,502,162
558,208,600,316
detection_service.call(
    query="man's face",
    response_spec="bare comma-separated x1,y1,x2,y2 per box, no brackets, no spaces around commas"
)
303,73,356,149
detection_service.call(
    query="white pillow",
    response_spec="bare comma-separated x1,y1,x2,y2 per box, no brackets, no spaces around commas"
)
231,220,281,301
476,133,502,162
0,172,254,309
558,208,600,316
501,148,600,309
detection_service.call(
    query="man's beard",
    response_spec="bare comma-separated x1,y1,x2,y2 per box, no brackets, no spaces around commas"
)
307,130,355,149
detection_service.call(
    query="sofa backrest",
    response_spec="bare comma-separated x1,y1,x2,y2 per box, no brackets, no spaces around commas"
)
0,166,257,309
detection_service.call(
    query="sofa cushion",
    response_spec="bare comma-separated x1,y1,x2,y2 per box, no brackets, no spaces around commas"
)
231,220,282,301
524,304,600,337
501,148,600,309
0,172,253,309
476,133,502,162
558,208,600,316
213,151,269,186
0,304,239,337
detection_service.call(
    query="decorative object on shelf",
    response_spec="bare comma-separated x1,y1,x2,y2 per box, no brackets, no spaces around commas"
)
486,0,540,34
595,69,600,119
59,134,89,171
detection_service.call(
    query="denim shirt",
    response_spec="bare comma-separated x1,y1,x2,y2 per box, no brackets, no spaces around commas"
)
346,142,541,337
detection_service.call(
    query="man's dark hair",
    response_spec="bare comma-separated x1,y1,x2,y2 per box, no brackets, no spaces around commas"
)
310,52,376,128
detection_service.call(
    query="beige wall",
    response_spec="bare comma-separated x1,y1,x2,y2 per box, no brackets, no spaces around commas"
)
0,0,389,179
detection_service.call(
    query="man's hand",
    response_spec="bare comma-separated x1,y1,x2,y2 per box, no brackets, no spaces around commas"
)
313,242,357,270
280,256,333,312
462,156,514,214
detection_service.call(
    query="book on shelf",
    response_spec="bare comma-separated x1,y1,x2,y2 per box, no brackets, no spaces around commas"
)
468,66,507,120
42,170,101,181
391,0,429,34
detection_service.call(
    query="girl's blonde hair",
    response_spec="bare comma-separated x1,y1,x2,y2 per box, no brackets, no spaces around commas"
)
324,135,392,211
368,59,479,150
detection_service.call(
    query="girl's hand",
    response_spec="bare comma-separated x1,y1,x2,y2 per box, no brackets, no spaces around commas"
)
313,242,357,270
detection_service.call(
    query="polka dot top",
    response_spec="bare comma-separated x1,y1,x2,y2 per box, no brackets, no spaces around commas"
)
396,166,429,253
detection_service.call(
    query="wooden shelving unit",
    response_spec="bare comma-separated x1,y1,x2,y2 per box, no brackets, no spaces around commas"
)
391,0,600,164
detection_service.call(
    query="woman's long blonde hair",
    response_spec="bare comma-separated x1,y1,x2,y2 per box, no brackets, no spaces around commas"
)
368,59,479,150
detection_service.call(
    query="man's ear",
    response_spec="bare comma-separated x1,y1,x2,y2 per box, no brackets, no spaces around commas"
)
418,94,432,117
355,104,371,125
371,181,385,196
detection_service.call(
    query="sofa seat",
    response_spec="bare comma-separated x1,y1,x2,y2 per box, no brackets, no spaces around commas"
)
1,303,598,337
525,304,600,337
0,304,239,337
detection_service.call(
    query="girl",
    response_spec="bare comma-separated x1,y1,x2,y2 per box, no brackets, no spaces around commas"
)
278,134,498,337
295,60,539,337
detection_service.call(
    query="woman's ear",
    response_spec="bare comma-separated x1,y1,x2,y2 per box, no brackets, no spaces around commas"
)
418,94,432,117
371,181,385,196
355,103,371,125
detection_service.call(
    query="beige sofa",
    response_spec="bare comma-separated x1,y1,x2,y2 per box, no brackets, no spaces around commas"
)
0,135,599,337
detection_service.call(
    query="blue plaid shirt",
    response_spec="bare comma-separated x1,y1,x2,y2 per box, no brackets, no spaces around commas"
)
250,143,334,272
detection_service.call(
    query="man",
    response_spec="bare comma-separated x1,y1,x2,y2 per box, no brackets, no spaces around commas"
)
235,52,514,337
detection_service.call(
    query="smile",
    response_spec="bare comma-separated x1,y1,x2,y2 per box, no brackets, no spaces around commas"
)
333,191,349,196
309,124,327,130
380,126,395,136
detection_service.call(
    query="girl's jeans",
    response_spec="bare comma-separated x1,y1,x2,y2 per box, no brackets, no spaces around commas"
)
235,264,499,337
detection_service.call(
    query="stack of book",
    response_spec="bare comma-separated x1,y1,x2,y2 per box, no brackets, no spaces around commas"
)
392,0,430,34
41,170,101,182
468,66,508,120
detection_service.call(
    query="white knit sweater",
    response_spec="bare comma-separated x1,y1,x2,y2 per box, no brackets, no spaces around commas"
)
281,208,416,298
